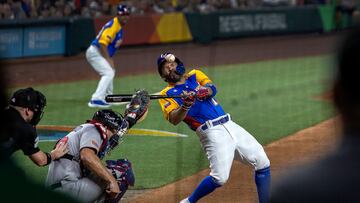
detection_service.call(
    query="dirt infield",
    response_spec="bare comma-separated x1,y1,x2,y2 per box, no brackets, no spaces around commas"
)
3,33,339,87
123,118,342,203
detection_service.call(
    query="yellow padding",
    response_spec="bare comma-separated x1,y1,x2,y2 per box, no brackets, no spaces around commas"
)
156,13,192,42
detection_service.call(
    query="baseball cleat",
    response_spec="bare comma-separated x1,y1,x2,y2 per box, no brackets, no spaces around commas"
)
88,99,111,108
180,197,190,203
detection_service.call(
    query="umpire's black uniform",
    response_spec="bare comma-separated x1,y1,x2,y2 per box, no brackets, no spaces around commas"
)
0,87,46,159
0,106,40,158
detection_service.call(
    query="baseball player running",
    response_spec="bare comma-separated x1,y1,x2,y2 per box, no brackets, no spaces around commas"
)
46,91,150,203
157,53,271,203
86,4,130,108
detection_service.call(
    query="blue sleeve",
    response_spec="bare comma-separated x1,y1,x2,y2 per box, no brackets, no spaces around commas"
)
205,83,217,97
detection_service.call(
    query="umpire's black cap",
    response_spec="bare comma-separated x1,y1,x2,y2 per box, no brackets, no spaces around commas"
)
9,87,46,111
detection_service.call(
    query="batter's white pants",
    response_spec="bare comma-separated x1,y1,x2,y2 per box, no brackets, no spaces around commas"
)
86,45,115,100
196,114,270,185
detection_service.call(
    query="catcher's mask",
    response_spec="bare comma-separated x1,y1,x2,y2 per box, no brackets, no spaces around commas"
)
9,87,46,126
157,53,185,83
92,109,128,152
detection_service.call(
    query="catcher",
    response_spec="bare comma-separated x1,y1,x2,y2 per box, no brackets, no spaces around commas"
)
46,90,150,203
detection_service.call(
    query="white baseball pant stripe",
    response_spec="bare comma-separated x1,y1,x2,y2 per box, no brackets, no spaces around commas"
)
196,114,270,185
86,45,115,100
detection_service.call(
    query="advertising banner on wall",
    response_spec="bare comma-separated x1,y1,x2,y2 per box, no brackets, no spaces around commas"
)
0,29,23,58
23,26,66,57
217,8,322,38
186,6,324,43
93,13,192,46
218,12,287,35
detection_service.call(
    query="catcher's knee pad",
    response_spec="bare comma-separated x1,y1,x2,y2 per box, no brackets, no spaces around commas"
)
106,159,135,186
104,159,135,203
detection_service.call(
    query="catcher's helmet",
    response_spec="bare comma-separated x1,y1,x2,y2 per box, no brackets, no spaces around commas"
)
117,4,130,16
94,109,128,159
92,109,125,131
157,53,185,76
10,87,46,125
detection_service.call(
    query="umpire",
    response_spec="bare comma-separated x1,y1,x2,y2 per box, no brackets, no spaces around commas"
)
0,87,68,166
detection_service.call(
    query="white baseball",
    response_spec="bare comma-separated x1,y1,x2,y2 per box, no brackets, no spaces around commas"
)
165,54,175,62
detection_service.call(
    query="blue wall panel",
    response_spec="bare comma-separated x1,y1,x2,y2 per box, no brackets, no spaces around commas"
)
23,26,65,57
0,29,23,58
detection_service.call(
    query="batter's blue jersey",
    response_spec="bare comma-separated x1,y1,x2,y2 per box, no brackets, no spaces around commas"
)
159,69,225,131
91,17,124,57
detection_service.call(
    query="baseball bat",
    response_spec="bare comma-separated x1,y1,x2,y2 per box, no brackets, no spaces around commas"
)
105,94,183,103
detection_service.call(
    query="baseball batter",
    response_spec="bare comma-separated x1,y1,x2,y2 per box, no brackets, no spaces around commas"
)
157,53,271,203
86,4,130,108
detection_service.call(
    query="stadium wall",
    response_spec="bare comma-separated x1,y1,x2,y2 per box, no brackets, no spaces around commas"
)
0,5,336,59
93,13,193,45
186,5,335,43
0,17,94,59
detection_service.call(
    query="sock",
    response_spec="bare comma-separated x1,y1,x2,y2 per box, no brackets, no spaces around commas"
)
255,166,271,203
188,176,221,203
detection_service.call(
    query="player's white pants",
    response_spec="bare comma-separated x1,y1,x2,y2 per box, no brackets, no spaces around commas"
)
53,178,104,203
196,114,270,185
86,45,115,100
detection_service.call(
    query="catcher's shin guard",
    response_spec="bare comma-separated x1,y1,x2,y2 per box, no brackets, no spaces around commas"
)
104,159,135,202
104,184,128,203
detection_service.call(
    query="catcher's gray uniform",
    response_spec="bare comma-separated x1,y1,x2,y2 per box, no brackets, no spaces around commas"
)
46,124,106,203
47,92,149,203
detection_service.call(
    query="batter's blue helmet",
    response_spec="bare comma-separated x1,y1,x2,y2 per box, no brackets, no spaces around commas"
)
157,53,185,76
117,4,130,16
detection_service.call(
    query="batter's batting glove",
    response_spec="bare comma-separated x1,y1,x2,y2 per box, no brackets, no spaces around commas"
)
181,91,196,110
196,86,211,101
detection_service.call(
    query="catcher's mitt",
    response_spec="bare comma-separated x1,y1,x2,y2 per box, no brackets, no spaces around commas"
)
124,89,150,128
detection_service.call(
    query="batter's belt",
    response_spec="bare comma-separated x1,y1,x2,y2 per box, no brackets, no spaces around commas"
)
200,114,230,131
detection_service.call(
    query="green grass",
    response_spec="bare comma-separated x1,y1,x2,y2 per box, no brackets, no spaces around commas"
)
13,134,207,189
11,55,335,188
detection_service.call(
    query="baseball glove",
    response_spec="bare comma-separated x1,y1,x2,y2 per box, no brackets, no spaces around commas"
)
124,89,150,128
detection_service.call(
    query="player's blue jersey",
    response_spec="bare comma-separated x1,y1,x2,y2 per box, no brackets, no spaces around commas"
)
91,17,123,57
159,69,225,131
